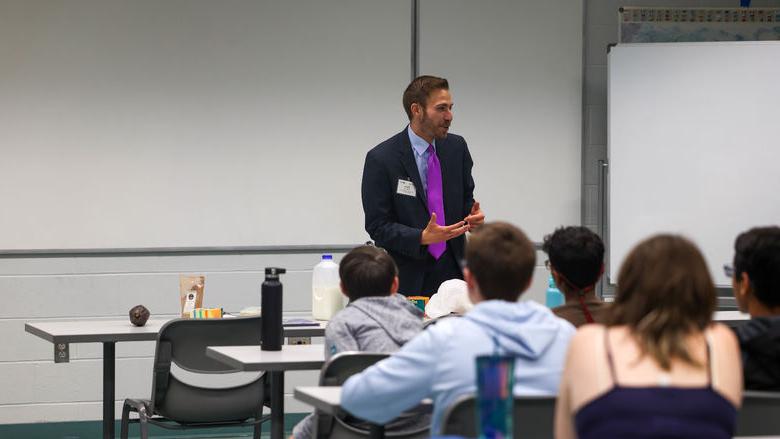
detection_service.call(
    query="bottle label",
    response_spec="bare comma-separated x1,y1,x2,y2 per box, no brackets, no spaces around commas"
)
183,292,197,314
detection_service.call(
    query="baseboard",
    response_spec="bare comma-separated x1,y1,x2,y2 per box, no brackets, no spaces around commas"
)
0,413,308,439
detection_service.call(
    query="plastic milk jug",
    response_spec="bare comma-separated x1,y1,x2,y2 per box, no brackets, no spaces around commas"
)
312,255,342,320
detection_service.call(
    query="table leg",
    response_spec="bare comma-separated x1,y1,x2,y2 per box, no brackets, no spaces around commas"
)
270,371,284,439
103,342,116,439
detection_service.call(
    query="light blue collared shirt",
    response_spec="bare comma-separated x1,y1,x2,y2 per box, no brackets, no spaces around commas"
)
407,126,436,192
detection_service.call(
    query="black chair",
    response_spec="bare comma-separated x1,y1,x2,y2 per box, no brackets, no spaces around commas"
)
314,352,430,439
120,316,270,439
440,394,556,438
735,390,780,436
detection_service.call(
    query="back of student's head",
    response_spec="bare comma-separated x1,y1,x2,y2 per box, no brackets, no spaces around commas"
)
542,226,604,291
465,222,535,301
609,234,715,370
339,245,398,301
733,226,780,308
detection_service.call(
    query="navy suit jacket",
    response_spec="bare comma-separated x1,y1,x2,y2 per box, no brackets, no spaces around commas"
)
361,128,475,295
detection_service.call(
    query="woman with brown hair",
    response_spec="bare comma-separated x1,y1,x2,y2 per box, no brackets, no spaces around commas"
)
554,235,742,439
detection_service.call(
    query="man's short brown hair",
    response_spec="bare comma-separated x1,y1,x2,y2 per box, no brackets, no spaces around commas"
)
465,222,536,301
402,75,449,120
339,245,398,301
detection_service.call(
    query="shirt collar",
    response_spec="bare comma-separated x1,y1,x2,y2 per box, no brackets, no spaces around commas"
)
407,125,435,157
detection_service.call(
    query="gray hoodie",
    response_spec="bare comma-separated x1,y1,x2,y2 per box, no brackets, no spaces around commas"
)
325,294,424,359
292,294,424,439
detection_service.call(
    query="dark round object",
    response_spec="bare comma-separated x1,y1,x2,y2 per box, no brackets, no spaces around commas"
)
129,305,150,327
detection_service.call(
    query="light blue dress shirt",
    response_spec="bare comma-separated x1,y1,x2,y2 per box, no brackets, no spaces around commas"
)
407,125,436,192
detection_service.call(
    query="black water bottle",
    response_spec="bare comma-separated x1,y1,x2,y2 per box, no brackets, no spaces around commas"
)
261,267,286,351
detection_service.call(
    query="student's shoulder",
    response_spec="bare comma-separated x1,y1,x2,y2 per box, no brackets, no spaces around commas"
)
525,300,577,333
421,314,471,343
325,307,360,332
708,322,740,352
568,324,608,354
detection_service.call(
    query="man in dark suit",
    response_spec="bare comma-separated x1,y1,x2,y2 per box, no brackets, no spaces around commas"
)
361,76,485,296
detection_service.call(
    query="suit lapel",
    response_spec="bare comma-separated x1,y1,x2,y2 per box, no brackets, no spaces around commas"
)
396,131,429,209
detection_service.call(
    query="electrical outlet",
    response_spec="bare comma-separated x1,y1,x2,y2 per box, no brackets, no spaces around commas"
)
287,336,311,345
54,342,70,363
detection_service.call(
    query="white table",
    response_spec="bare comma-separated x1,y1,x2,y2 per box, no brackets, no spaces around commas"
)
714,310,750,327
25,317,326,439
294,386,343,415
206,344,326,439
294,386,388,439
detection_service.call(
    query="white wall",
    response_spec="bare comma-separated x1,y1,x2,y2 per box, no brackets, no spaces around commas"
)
419,0,583,242
0,0,410,250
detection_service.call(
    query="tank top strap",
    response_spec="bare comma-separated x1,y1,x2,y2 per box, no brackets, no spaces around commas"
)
705,331,714,388
603,327,618,385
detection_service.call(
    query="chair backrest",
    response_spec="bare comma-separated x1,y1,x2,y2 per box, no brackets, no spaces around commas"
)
150,316,266,423
319,352,389,386
440,394,556,438
735,390,780,436
156,316,263,373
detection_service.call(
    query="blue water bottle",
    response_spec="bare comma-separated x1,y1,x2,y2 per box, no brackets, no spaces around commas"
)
545,275,564,308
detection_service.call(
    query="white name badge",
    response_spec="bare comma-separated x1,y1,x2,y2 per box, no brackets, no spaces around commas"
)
396,179,417,197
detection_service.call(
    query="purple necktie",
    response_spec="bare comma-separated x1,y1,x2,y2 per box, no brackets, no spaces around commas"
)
426,144,446,259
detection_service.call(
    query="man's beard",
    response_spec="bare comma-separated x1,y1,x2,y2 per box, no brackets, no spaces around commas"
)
421,113,448,139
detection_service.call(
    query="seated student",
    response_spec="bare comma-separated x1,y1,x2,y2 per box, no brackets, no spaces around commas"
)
292,245,425,439
729,226,780,391
555,235,742,439
542,226,609,327
340,222,576,434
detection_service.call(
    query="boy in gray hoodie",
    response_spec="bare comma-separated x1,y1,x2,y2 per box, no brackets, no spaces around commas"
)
292,245,424,439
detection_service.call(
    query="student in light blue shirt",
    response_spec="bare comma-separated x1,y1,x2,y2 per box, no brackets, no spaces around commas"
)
341,222,576,434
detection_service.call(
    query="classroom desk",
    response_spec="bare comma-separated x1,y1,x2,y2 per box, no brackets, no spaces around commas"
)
294,386,406,439
294,386,343,416
24,317,326,439
206,344,325,439
714,310,750,327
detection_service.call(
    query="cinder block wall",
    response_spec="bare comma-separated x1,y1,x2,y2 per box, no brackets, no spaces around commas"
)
1,249,550,424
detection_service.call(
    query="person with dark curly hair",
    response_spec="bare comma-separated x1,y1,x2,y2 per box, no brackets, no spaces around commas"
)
729,225,780,390
542,226,608,327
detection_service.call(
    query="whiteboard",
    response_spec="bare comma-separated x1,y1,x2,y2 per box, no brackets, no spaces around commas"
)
0,0,409,250
419,0,583,242
608,42,780,287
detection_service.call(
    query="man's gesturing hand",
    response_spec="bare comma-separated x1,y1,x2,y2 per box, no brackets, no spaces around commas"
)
464,200,485,230
421,212,469,245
